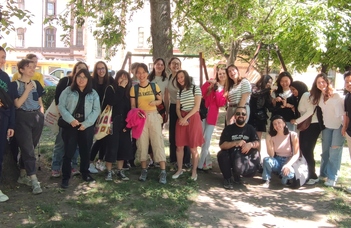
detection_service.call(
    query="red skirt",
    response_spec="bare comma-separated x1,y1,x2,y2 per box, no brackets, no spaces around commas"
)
175,111,204,148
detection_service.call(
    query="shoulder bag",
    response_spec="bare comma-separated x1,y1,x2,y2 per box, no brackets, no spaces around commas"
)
297,107,316,131
94,85,114,140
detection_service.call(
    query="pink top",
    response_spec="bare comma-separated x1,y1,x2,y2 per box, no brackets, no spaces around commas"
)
271,131,298,157
201,82,227,125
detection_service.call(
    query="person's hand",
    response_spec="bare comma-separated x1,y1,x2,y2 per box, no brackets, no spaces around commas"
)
138,111,145,118
178,118,189,126
241,142,252,154
290,119,297,125
7,129,14,138
342,126,346,136
275,97,283,103
70,119,80,127
24,81,34,93
78,125,85,131
119,79,128,88
282,165,291,176
149,100,157,106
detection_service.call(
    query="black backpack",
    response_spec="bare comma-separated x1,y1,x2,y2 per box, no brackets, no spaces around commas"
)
0,87,13,110
179,85,208,120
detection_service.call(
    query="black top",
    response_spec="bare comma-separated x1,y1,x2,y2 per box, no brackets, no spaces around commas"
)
75,90,86,122
0,70,15,129
55,77,72,105
248,87,272,123
219,124,259,147
345,93,351,137
272,95,297,121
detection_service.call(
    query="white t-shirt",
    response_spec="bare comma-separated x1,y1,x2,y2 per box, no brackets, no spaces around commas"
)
318,92,344,129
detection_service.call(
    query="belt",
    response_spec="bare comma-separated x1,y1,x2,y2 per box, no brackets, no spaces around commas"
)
74,113,84,118
17,109,39,112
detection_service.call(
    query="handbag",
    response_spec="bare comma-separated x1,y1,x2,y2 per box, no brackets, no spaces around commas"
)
44,100,60,134
297,107,316,131
289,134,309,188
156,100,167,124
0,87,13,110
254,109,268,121
94,85,114,140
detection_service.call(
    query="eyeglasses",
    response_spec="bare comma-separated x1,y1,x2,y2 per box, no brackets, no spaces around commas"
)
77,76,88,80
97,67,106,71
235,112,247,116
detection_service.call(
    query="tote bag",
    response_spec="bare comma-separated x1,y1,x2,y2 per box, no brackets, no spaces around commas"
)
94,85,114,140
44,100,60,134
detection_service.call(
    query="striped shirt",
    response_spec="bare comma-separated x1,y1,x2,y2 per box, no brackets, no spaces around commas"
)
177,85,202,111
227,79,251,105
13,80,45,111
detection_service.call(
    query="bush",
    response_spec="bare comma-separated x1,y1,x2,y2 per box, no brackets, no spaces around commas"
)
42,86,56,109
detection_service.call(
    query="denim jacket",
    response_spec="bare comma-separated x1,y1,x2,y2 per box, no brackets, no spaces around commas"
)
58,87,101,128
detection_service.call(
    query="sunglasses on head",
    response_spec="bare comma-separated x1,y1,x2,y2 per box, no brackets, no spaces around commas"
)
235,112,246,116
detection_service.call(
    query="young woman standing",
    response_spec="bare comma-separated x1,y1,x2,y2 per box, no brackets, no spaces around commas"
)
310,73,344,187
13,59,45,194
172,70,204,181
198,67,226,170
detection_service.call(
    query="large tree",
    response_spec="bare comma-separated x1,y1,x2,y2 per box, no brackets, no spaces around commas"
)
173,0,351,73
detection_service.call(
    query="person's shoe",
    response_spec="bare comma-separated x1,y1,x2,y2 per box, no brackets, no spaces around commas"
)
190,174,198,181
159,170,167,184
17,175,32,187
172,170,183,179
306,178,319,185
71,168,80,176
32,180,43,195
223,178,234,190
96,161,106,171
262,180,270,188
324,179,336,187
105,171,113,181
319,176,327,182
0,190,9,202
139,169,148,181
184,163,192,169
89,163,99,174
51,170,61,178
117,170,129,181
82,174,95,182
122,162,130,171
61,179,69,189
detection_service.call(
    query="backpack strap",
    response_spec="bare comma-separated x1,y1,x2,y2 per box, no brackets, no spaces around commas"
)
134,84,139,108
16,80,37,90
101,85,114,109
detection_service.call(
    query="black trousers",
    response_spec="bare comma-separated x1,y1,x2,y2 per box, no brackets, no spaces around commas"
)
90,139,106,161
62,125,94,181
217,148,260,179
299,123,320,179
169,104,190,164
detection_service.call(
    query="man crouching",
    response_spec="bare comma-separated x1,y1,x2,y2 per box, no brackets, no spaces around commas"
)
217,106,260,189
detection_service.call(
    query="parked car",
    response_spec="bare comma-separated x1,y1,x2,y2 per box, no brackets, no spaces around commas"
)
50,68,116,79
44,74,59,86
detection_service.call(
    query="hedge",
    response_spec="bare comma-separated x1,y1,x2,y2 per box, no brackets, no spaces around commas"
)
42,86,56,110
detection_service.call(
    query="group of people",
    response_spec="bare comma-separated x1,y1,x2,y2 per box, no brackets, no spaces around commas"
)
1,45,351,203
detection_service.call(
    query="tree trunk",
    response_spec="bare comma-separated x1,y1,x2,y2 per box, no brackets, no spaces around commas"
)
321,64,329,74
150,0,173,64
1,144,19,188
227,40,241,66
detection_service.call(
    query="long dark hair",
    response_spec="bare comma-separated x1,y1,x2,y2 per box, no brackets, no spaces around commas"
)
274,71,293,96
176,70,192,91
225,64,241,92
92,61,111,88
269,115,290,136
310,73,333,105
71,69,93,94
114,70,132,98
71,61,88,77
290,81,308,104
256,74,273,90
148,58,167,82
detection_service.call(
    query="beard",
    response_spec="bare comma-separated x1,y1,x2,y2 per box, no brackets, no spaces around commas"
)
236,118,245,125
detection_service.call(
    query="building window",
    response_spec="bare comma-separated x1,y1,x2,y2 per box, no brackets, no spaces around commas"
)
137,27,144,48
18,0,25,10
16,28,25,47
45,27,56,48
76,27,83,46
46,0,56,16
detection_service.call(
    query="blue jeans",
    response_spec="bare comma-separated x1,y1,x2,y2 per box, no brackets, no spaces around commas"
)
320,126,344,181
198,120,215,169
51,128,79,171
285,122,296,132
262,156,295,184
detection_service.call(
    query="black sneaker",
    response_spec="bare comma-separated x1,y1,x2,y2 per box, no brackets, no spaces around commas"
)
223,178,234,190
117,170,129,181
233,174,241,184
61,179,69,189
82,174,95,182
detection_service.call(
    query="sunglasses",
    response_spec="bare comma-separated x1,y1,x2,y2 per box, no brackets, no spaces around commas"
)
235,112,247,116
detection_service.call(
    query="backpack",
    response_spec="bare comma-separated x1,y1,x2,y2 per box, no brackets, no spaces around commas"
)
134,83,167,123
179,85,208,120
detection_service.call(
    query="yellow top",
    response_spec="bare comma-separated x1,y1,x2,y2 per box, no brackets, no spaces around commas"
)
130,83,160,111
12,72,45,87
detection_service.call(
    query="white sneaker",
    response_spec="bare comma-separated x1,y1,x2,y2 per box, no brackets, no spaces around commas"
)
324,179,336,187
306,178,319,185
0,190,9,202
89,163,99,174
